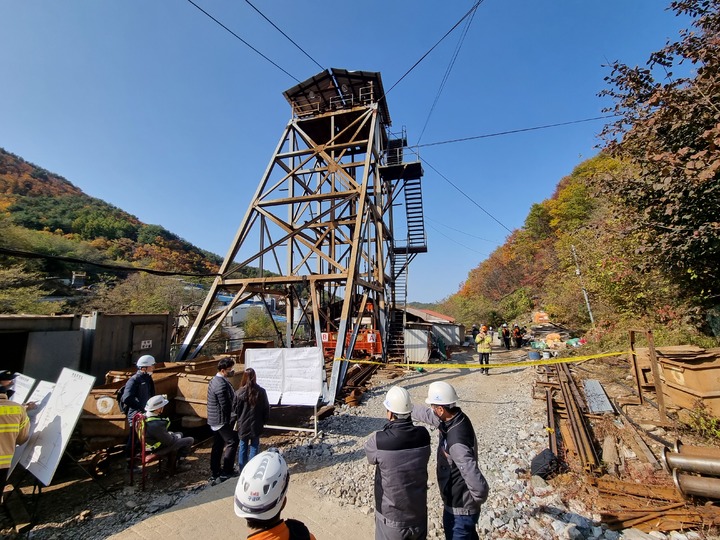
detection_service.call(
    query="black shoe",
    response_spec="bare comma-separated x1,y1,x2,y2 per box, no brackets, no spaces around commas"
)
220,469,239,481
173,463,192,474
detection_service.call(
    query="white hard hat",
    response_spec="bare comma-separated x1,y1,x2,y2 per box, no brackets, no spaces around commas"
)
137,355,156,367
234,449,289,520
145,395,169,412
425,381,459,406
383,386,412,415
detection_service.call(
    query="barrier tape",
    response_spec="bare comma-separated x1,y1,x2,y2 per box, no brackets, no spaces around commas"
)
335,350,630,371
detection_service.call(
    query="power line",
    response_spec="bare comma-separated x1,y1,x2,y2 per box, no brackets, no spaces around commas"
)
0,246,220,278
421,158,514,233
426,217,499,244
385,0,485,96
185,0,300,83
418,115,618,148
417,3,480,145
427,224,491,256
243,0,324,71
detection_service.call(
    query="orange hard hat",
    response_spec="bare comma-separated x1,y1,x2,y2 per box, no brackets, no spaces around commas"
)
481,325,488,332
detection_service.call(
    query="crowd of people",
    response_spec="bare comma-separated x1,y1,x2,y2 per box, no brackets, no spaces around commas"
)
3,345,499,539
118,356,271,486
472,322,526,357
234,380,489,540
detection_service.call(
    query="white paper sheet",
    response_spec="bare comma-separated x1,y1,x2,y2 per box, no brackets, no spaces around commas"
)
245,347,323,406
19,369,95,486
11,373,36,404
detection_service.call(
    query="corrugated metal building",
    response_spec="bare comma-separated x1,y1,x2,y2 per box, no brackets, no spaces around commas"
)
0,312,171,382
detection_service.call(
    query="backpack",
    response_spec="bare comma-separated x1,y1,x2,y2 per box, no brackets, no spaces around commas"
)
116,385,129,415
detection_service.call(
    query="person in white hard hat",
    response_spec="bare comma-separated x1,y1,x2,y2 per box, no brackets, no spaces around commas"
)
234,449,316,539
141,394,194,474
412,381,489,540
364,386,431,540
121,355,157,425
501,323,511,350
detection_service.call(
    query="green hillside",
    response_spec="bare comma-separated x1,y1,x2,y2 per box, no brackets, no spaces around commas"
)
0,147,223,315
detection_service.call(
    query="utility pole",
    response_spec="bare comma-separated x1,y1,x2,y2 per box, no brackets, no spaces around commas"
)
571,245,595,326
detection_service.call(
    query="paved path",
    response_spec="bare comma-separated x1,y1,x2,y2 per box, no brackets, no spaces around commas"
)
108,469,374,540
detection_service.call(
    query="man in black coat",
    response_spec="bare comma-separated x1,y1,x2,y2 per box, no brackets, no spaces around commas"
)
122,355,157,425
207,357,238,484
364,386,431,540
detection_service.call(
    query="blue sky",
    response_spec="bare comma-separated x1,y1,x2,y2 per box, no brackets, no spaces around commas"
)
0,1,688,303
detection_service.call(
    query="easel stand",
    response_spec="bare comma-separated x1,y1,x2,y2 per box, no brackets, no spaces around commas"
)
4,451,116,533
265,402,319,437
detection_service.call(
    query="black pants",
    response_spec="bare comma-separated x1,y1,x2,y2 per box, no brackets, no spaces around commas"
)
503,337,510,350
211,424,238,478
479,352,489,374
0,468,8,503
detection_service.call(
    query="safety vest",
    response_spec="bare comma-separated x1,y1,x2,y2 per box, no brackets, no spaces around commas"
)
475,333,491,353
141,416,170,452
0,401,30,468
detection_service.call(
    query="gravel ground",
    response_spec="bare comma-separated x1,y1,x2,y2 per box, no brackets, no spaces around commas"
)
282,348,608,540
2,342,713,539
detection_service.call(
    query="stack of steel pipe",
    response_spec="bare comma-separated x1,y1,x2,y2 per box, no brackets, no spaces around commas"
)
558,363,600,473
663,439,720,499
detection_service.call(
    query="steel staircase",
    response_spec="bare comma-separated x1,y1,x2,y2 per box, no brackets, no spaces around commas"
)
378,129,428,362
402,177,427,254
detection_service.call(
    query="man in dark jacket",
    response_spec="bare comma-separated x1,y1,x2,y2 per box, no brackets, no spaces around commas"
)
412,381,489,540
122,355,156,425
364,386,431,540
207,357,238,485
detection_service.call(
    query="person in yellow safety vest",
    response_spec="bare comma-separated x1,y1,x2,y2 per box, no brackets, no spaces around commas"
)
0,371,30,503
141,395,194,474
475,328,492,375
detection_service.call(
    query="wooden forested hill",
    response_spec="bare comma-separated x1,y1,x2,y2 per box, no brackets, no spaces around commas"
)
0,147,222,275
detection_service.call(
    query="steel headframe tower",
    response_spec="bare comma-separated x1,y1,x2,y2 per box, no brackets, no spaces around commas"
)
175,68,425,403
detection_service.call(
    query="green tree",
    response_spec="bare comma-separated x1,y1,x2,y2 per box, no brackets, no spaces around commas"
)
85,273,199,317
243,307,278,340
0,264,65,314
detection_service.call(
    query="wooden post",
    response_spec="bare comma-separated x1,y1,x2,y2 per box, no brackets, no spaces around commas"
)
646,329,669,423
623,330,644,406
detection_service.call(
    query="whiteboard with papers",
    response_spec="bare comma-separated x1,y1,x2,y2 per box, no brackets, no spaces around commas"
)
245,347,323,406
19,368,95,486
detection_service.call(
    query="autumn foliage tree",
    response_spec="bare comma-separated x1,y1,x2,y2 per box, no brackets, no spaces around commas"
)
598,0,720,309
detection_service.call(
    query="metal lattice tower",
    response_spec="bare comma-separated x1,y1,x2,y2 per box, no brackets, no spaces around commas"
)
175,68,425,402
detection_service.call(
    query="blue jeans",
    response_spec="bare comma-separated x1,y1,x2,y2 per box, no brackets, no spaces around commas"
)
238,436,260,469
442,509,479,540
